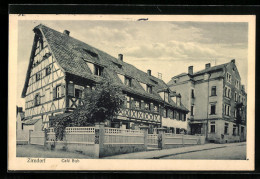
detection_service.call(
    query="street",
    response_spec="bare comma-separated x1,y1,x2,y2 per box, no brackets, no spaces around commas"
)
158,143,246,160
104,142,247,160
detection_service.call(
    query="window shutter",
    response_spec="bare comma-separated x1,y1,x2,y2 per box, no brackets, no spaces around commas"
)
68,83,74,96
53,87,56,100
61,84,65,97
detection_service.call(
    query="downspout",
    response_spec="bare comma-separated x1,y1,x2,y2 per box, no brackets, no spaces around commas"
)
206,73,211,141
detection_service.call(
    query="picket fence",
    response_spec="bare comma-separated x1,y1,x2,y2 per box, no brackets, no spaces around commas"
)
26,126,205,158
104,128,144,145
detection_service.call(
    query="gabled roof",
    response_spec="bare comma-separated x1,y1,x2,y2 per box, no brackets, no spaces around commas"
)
22,24,188,112
192,63,228,76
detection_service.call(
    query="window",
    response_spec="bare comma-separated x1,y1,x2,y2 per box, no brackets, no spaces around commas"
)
173,110,177,119
235,92,238,102
211,86,216,96
239,95,241,102
36,72,41,81
191,89,195,98
147,85,152,94
210,121,215,133
56,85,62,98
135,100,141,109
183,114,186,121
241,126,244,134
75,88,82,98
226,72,232,83
125,77,132,87
154,104,159,113
34,93,40,106
210,104,216,115
176,111,179,120
224,86,231,98
145,103,150,110
163,109,167,118
176,128,180,134
235,80,240,89
233,125,237,136
224,104,231,116
165,92,169,102
224,123,229,134
45,66,51,76
191,105,194,116
126,96,130,108
94,65,103,76
179,112,182,121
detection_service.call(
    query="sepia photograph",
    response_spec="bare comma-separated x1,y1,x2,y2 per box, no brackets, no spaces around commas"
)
8,14,255,171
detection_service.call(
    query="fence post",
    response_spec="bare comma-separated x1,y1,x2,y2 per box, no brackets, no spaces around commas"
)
139,126,148,150
94,122,105,158
157,128,166,149
28,130,33,144
44,128,47,147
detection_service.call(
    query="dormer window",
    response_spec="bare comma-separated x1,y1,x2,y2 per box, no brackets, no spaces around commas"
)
94,65,103,76
147,85,152,94
125,76,132,87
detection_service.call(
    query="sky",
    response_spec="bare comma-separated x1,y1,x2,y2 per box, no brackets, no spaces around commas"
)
17,20,248,109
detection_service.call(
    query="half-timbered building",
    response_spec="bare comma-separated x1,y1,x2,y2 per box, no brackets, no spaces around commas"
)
21,24,189,133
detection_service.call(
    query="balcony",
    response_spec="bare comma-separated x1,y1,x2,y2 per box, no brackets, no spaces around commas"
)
117,107,160,123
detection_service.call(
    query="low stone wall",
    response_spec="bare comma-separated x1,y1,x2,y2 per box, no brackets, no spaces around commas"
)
208,133,240,143
100,144,146,158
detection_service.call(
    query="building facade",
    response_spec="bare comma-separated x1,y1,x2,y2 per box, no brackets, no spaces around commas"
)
21,24,189,133
167,60,247,143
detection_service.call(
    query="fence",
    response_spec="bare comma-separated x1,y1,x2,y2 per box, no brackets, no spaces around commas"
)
164,133,205,149
29,124,205,158
147,134,159,148
29,130,45,145
104,128,144,145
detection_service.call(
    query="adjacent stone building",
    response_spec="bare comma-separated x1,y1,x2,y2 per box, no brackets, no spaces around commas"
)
167,60,247,143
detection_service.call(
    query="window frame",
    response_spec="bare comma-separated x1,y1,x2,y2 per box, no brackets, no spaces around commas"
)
34,93,41,106
94,65,103,76
146,85,152,94
56,85,62,99
45,65,51,76
36,72,41,81
125,76,132,87
210,121,215,133
210,104,216,115
191,105,194,116
211,86,217,96
224,123,229,134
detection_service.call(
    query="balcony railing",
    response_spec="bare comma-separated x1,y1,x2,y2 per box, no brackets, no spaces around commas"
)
117,107,160,123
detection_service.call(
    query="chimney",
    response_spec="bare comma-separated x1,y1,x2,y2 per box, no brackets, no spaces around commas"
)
147,69,151,76
231,59,235,63
188,66,193,75
63,30,70,36
205,63,211,69
118,54,123,61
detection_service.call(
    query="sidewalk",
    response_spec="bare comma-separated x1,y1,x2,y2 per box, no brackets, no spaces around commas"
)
103,142,246,159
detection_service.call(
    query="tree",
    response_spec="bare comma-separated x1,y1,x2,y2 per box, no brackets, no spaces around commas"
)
53,80,125,140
